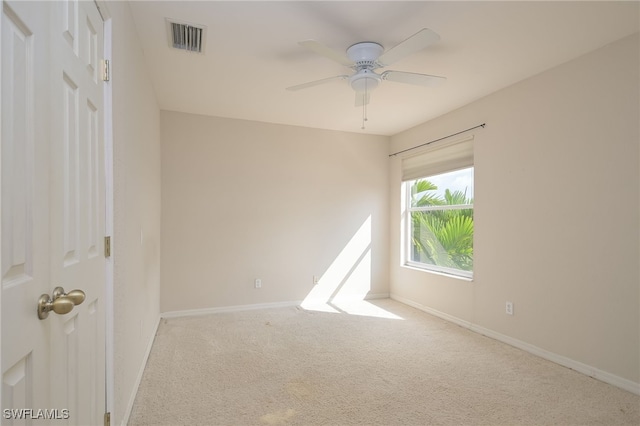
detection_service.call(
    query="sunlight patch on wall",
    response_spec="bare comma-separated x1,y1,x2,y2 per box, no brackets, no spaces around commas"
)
301,216,402,320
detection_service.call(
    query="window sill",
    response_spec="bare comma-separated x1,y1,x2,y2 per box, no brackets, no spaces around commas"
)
402,263,474,282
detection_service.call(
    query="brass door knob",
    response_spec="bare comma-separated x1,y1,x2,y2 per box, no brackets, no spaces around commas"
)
37,294,74,320
52,286,85,306
37,287,86,320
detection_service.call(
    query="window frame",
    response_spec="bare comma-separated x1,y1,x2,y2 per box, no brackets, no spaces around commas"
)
403,169,474,280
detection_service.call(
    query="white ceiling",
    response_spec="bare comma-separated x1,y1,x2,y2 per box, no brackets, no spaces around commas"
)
129,1,639,136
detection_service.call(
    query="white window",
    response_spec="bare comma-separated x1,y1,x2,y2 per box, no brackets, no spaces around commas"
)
401,136,474,278
405,167,474,278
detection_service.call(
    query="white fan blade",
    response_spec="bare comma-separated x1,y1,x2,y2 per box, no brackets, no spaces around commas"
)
355,91,370,107
381,70,446,87
299,40,354,67
286,75,349,91
378,28,440,66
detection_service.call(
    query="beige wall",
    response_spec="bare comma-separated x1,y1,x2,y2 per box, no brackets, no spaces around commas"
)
390,34,639,384
110,2,161,424
161,112,389,313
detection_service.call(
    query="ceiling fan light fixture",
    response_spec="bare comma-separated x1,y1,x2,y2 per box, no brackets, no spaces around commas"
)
349,70,381,92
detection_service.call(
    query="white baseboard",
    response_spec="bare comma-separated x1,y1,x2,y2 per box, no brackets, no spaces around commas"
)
121,315,161,426
364,292,390,300
390,293,640,396
161,300,303,319
161,293,390,319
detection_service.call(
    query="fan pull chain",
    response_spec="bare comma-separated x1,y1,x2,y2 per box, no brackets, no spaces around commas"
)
361,79,369,130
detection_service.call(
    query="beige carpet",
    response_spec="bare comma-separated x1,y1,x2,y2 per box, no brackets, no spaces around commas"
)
129,299,639,425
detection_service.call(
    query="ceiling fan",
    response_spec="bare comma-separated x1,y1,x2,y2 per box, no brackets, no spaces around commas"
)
287,28,446,108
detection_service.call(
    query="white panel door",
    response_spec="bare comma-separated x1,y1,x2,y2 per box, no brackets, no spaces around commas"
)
1,1,51,421
1,1,106,425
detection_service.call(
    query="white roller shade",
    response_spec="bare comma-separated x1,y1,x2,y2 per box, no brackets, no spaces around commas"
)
401,135,474,181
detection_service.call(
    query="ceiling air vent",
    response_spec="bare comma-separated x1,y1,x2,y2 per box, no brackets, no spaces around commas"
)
166,19,206,53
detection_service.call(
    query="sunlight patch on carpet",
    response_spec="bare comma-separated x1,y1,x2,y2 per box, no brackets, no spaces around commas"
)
260,408,296,425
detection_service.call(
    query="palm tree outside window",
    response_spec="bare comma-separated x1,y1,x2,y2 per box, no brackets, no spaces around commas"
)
405,167,474,278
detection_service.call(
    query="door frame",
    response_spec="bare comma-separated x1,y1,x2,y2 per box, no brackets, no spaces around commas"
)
94,0,115,418
0,0,4,410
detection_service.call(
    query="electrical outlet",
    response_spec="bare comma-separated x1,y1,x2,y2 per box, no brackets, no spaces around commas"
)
506,301,514,315
255,279,262,289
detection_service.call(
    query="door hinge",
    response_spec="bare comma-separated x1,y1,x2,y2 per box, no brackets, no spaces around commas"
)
102,59,110,82
104,412,111,426
104,236,111,258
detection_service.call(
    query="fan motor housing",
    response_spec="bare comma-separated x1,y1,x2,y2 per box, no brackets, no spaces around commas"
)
346,42,384,65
